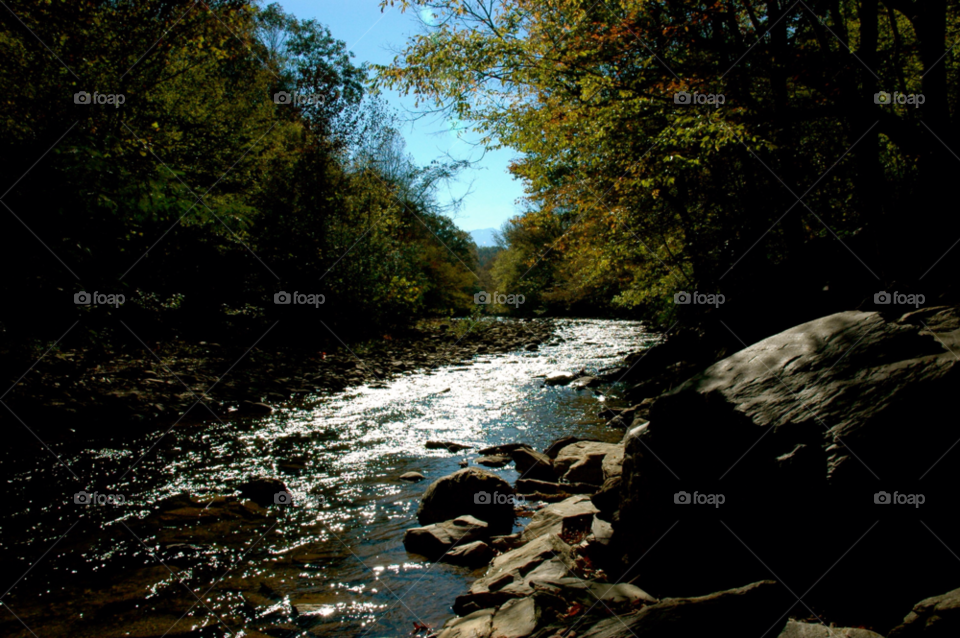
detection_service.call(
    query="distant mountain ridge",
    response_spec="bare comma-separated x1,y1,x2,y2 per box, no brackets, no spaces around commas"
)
469,228,499,247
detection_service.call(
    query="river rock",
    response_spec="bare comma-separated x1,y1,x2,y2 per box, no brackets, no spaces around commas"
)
454,533,576,614
889,586,960,637
543,435,598,459
403,515,490,560
554,442,623,485
426,440,473,452
601,445,623,480
477,455,512,468
520,495,599,543
515,479,595,496
400,472,425,482
510,447,556,482
779,620,885,638
576,580,784,638
491,597,539,638
570,376,599,389
478,443,530,455
544,371,577,386
417,467,516,533
445,540,495,567
437,607,495,638
618,306,960,621
535,577,657,608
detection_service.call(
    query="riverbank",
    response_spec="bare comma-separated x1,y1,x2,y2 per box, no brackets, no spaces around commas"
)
417,304,960,638
0,317,558,441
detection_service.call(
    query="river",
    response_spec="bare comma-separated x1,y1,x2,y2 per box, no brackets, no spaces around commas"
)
0,318,654,638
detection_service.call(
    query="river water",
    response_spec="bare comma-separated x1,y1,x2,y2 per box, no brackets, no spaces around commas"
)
1,318,654,638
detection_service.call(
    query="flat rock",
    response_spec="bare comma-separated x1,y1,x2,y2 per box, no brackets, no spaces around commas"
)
477,455,512,468
437,607,495,638
403,515,490,560
779,620,885,638
491,597,539,638
543,435,598,459
400,472,425,482
454,533,575,615
520,495,599,543
554,442,623,485
535,577,657,608
578,581,784,638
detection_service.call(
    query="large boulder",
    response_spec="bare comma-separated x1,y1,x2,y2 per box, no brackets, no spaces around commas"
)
554,442,623,485
889,587,960,637
417,467,516,534
617,307,960,625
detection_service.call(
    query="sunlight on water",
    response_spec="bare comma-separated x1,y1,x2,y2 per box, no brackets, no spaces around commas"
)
2,319,655,636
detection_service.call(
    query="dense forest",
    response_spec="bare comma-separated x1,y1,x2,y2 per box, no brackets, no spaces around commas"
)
0,0,479,365
383,0,960,331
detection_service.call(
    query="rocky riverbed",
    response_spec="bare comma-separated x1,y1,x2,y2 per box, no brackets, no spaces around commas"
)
6,306,960,638
405,305,960,638
0,318,653,638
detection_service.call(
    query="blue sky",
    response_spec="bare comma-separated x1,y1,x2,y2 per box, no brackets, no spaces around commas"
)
275,0,524,233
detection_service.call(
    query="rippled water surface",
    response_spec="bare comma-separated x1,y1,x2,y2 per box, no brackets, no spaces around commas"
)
2,319,655,637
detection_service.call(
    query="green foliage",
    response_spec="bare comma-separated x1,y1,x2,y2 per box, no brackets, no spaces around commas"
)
0,0,479,349
380,0,960,319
